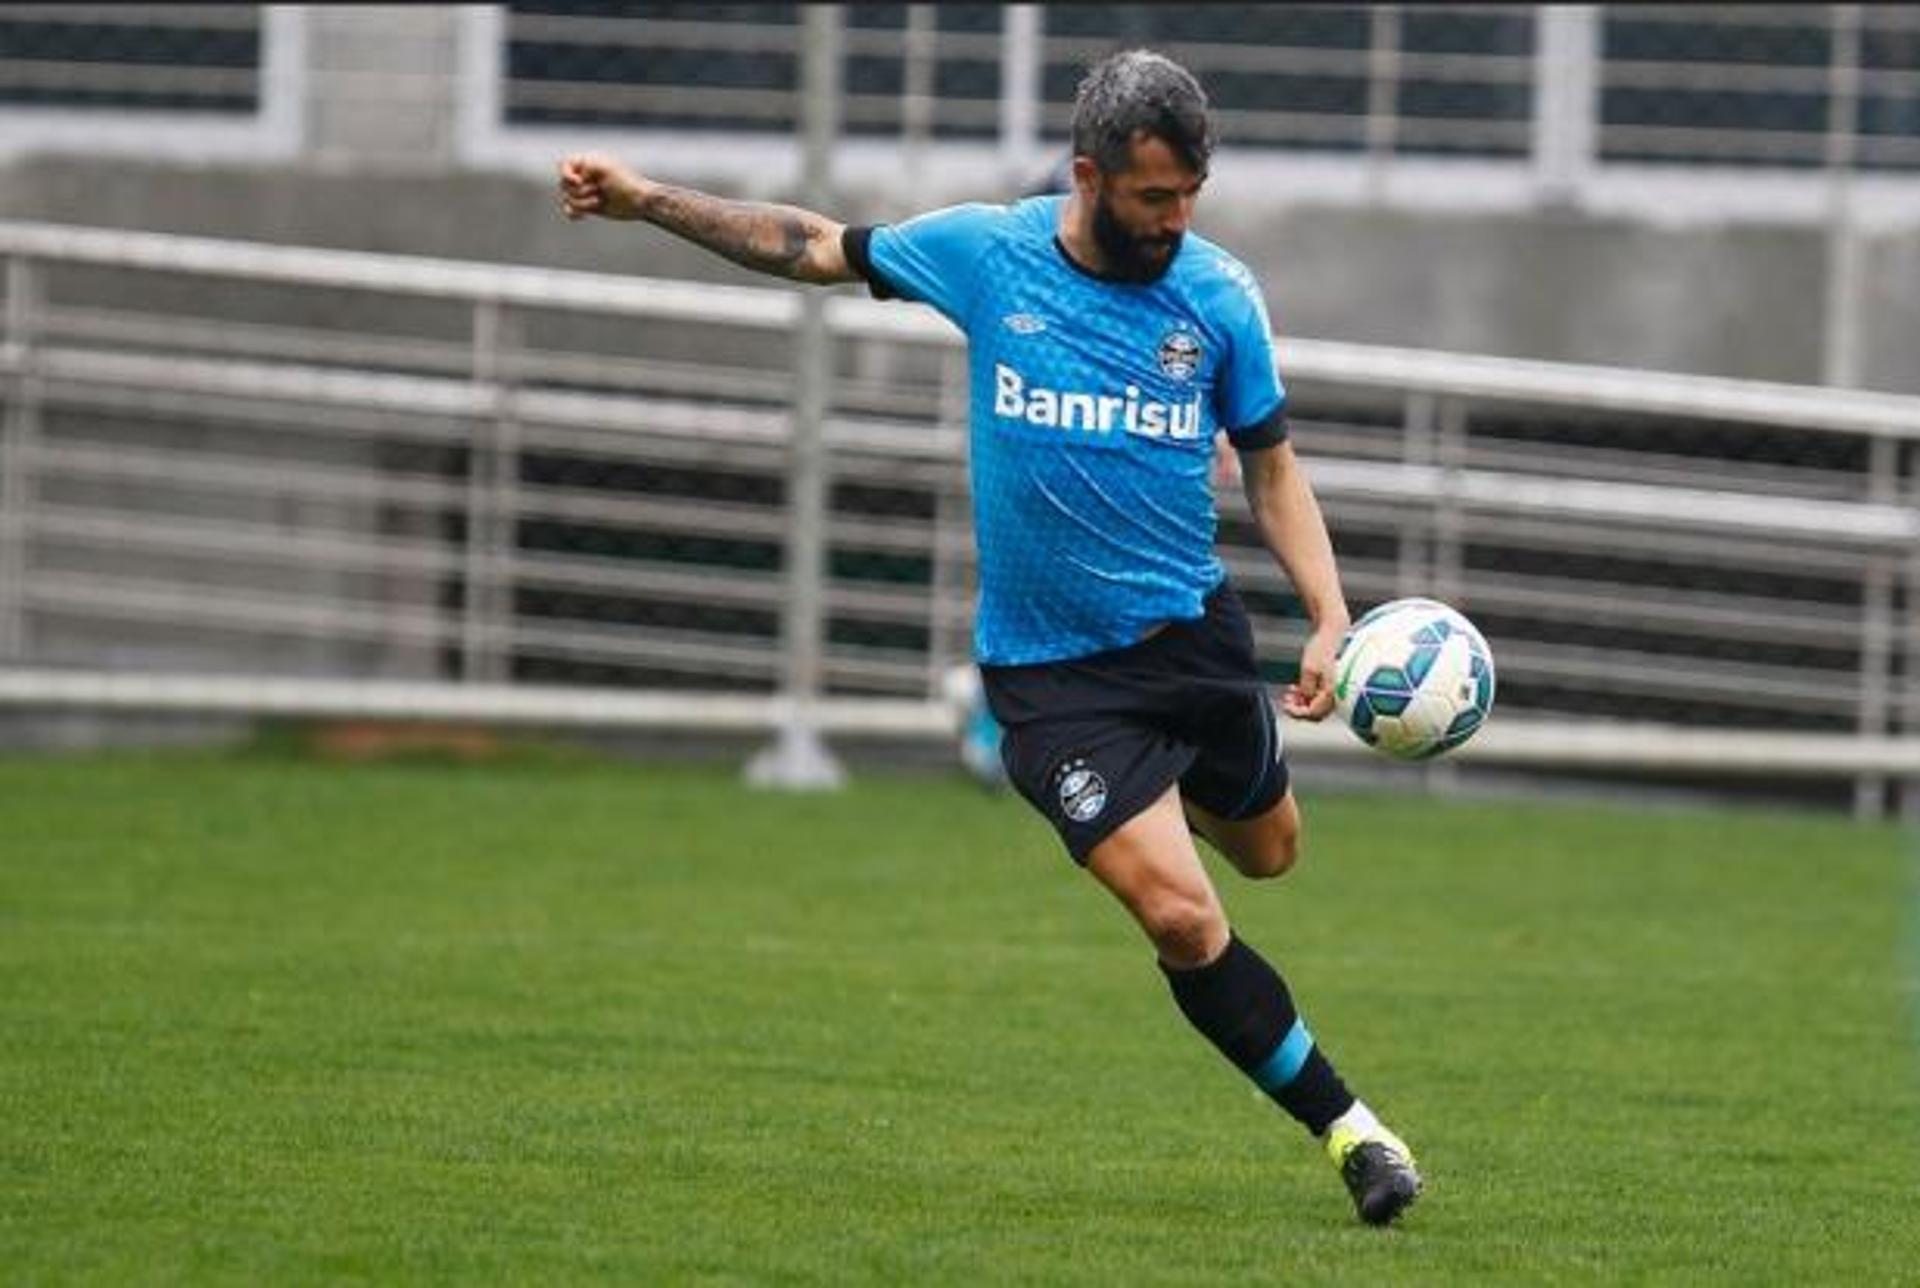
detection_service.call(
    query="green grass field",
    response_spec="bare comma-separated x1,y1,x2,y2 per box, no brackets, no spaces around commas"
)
3,749,1916,1285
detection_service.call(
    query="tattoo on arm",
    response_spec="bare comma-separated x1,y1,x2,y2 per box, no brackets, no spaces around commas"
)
644,185,832,281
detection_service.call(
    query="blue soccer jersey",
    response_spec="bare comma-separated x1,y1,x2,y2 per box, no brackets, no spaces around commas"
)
849,195,1287,666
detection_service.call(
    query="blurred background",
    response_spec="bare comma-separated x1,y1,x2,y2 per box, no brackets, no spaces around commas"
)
0,3,1917,815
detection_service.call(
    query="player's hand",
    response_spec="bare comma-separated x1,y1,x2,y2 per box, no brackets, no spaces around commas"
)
558,153,651,221
1280,621,1346,721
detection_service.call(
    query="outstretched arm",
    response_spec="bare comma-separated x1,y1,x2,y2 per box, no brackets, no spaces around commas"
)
558,153,857,285
1239,441,1351,721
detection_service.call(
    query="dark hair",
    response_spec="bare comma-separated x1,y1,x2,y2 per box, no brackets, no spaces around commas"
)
1070,49,1215,176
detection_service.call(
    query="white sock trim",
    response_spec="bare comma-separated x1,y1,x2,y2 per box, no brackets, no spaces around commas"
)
1330,1100,1383,1138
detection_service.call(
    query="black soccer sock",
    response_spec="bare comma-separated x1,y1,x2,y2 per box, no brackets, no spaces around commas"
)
1161,932,1355,1135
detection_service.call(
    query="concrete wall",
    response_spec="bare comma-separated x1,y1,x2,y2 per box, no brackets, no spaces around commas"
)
302,6,463,172
1210,206,1829,384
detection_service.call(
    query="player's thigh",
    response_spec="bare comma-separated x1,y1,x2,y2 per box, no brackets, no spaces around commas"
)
1185,786,1301,880
1178,679,1290,844
1085,783,1229,969
996,712,1195,865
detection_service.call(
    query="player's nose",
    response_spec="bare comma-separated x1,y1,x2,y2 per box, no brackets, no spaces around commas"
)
1162,197,1197,236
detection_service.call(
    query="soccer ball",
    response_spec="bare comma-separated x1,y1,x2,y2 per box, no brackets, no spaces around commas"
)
1332,598,1496,760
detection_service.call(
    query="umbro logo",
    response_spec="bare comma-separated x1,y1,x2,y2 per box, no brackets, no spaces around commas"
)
1002,312,1048,335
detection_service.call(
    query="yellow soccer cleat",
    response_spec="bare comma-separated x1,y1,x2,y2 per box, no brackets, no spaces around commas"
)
1326,1118,1422,1226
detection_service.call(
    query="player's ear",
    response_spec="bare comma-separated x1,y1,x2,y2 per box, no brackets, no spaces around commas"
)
1069,155,1102,199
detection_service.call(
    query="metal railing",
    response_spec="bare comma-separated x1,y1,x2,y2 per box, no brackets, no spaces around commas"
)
2,220,1917,810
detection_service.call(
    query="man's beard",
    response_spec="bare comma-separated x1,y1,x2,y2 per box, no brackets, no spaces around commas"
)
1091,192,1180,283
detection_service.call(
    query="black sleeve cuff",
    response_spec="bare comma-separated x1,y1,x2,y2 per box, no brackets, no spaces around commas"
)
1225,404,1289,451
841,226,900,301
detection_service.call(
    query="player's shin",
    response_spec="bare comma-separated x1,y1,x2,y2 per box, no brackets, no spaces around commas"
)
1160,931,1354,1134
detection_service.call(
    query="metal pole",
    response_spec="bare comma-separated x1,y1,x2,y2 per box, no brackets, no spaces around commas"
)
259,4,311,160
901,4,936,204
1821,4,1864,388
466,295,518,683
1433,398,1467,610
1365,5,1400,203
1000,5,1042,187
1905,544,1920,823
488,304,522,685
748,4,845,790
1425,397,1468,798
1856,437,1897,818
1397,390,1436,599
925,347,971,695
0,258,41,661
1857,558,1893,819
1532,5,1599,207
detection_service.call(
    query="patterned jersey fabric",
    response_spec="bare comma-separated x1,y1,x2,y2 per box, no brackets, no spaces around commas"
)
856,194,1287,666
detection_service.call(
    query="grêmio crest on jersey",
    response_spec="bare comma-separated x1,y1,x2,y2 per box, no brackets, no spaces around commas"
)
1156,325,1202,382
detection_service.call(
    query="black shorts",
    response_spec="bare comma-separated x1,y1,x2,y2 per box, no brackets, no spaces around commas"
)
981,581,1290,863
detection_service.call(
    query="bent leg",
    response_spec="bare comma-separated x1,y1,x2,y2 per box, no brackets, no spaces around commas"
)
1085,784,1355,1136
1185,788,1301,880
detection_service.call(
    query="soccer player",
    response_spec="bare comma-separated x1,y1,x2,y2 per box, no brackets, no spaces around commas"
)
558,48,1422,1226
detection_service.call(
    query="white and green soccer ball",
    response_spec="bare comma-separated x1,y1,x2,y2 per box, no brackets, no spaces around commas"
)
1333,598,1496,761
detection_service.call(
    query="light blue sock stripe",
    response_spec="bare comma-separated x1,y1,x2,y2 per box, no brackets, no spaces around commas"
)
1252,1019,1315,1093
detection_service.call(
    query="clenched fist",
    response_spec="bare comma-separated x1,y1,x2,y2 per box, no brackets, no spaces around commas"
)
557,153,652,221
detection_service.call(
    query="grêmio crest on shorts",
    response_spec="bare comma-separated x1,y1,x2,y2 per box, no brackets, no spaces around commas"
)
847,196,1289,667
